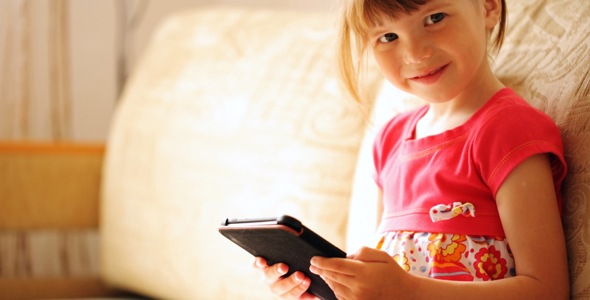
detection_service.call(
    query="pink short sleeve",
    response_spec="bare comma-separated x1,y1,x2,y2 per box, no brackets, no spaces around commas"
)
472,99,567,205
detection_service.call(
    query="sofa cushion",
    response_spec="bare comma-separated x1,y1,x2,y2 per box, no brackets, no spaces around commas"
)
100,6,382,300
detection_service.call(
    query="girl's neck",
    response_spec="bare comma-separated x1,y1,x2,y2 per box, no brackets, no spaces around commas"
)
414,64,505,140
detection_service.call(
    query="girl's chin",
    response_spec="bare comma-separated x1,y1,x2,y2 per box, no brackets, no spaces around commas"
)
410,87,460,104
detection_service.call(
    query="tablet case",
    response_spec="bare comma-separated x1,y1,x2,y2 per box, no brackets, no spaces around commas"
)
219,215,346,300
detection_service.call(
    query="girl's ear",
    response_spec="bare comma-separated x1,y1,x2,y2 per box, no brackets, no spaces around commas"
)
483,0,502,29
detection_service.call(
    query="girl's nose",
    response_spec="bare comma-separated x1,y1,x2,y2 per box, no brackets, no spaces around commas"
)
403,37,433,65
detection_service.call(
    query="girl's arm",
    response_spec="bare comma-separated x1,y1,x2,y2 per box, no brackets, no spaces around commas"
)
310,153,570,300
376,188,383,230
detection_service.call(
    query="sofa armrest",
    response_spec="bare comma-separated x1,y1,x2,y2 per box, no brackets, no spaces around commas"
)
0,142,138,300
0,142,104,229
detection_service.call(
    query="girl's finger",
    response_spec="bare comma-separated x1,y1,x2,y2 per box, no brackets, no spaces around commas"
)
312,266,354,287
263,262,289,283
322,276,351,300
277,273,311,299
269,271,307,296
351,246,390,262
252,257,268,270
310,257,359,275
334,293,350,300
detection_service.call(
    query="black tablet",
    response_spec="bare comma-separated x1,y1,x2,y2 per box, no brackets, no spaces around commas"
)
219,215,346,300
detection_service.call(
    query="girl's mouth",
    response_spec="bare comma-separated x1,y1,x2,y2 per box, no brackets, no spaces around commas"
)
409,64,448,84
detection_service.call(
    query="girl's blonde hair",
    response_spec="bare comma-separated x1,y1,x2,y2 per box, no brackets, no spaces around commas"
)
337,0,507,105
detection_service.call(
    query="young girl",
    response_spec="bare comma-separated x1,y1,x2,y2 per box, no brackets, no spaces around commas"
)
253,0,570,299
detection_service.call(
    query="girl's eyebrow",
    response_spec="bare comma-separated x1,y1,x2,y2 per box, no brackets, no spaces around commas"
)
369,25,389,38
423,1,453,13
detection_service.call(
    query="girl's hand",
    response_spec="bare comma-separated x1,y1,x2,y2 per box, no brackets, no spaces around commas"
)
309,247,415,300
252,257,319,300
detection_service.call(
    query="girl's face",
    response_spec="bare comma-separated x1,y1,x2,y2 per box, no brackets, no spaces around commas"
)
368,0,499,104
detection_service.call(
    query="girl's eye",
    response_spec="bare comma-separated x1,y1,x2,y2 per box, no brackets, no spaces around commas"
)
379,33,398,43
425,13,446,25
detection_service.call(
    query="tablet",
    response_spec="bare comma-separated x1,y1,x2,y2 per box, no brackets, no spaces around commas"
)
219,215,346,300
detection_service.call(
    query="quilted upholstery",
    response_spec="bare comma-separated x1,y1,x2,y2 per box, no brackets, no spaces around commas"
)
492,1,590,298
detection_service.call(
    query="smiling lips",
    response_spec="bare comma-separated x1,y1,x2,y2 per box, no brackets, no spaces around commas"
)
409,64,449,84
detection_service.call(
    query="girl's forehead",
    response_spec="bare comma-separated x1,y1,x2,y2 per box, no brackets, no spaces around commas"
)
361,0,456,28
364,0,430,17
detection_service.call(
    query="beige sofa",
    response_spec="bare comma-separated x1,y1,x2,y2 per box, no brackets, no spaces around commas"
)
2,1,590,299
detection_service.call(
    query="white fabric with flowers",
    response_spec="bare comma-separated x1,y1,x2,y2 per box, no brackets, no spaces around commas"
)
376,231,515,281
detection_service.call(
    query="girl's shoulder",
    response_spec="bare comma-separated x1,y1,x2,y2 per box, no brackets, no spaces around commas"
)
472,88,560,138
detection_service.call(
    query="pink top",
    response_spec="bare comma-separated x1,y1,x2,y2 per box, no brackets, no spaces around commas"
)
373,88,567,237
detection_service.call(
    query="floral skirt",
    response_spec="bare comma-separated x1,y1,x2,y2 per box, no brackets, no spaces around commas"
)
376,231,515,281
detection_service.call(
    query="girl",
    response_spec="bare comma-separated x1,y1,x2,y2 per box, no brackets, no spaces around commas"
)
254,0,570,299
